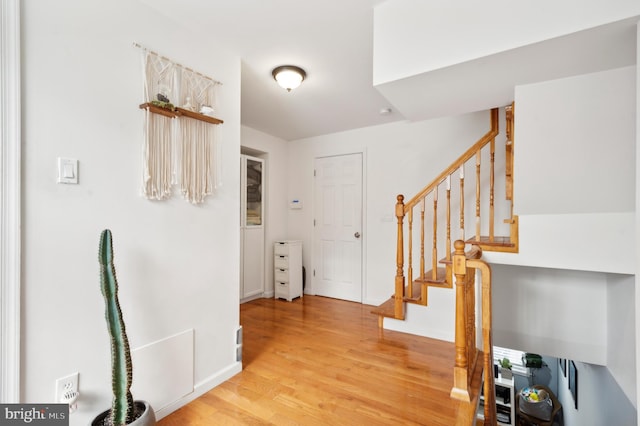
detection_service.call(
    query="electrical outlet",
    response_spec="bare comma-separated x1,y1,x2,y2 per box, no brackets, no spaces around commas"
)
55,372,79,403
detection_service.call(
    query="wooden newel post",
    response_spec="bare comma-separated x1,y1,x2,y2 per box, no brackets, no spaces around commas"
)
450,239,470,401
395,195,406,320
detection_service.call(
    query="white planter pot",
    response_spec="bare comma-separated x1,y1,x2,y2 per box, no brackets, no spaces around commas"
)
91,401,156,426
500,367,513,380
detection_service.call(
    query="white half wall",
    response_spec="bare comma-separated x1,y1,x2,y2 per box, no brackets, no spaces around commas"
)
484,213,635,275
607,274,636,408
21,1,241,424
483,66,637,275
515,66,636,216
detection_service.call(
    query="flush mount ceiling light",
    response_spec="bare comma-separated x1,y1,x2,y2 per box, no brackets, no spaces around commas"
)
272,65,306,92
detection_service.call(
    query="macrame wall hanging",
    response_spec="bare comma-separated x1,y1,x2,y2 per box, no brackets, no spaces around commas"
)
179,69,219,203
137,43,223,204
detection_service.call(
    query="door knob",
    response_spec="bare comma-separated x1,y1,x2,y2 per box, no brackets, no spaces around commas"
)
354,232,361,238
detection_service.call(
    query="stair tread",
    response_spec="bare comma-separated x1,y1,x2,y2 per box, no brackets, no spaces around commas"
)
466,235,515,248
404,287,425,304
439,245,484,265
370,297,396,318
414,267,448,288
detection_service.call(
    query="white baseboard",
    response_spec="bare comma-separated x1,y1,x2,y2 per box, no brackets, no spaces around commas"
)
154,362,242,420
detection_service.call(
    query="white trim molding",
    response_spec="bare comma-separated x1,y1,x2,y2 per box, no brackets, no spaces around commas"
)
1,0,21,403
154,362,242,420
635,20,640,420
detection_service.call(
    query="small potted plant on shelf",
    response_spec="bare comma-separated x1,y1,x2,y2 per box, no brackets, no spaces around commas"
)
499,358,513,380
91,230,156,426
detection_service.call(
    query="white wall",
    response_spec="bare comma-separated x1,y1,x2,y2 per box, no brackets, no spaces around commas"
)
287,111,491,308
635,23,640,426
241,125,289,297
491,267,637,415
22,1,241,424
608,274,636,407
484,213,635,274
384,289,455,342
515,66,636,216
492,65,639,420
558,361,636,426
485,66,637,275
492,265,608,365
288,63,639,409
373,0,640,85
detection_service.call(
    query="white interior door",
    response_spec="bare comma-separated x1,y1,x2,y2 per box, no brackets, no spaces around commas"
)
313,153,363,302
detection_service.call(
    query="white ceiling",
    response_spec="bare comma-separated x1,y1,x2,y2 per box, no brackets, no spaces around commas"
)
139,1,638,141
139,0,399,141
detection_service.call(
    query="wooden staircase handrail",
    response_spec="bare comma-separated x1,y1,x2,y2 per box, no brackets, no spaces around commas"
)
450,240,497,426
404,108,499,212
373,105,516,426
378,105,515,325
468,256,496,426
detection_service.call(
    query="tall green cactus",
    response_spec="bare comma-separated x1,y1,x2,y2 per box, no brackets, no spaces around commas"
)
99,229,135,426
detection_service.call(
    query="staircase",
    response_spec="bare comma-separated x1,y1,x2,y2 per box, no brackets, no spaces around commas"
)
372,104,517,426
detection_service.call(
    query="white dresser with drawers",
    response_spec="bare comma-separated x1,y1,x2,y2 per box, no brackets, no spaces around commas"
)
273,240,303,302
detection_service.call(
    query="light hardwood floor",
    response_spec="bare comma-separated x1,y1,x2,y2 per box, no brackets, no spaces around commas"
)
158,296,463,425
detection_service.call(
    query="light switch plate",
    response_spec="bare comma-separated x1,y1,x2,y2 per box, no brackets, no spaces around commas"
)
57,158,78,184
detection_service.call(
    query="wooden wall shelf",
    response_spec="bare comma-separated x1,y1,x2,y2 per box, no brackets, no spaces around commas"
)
175,107,223,124
139,103,224,125
139,102,177,118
